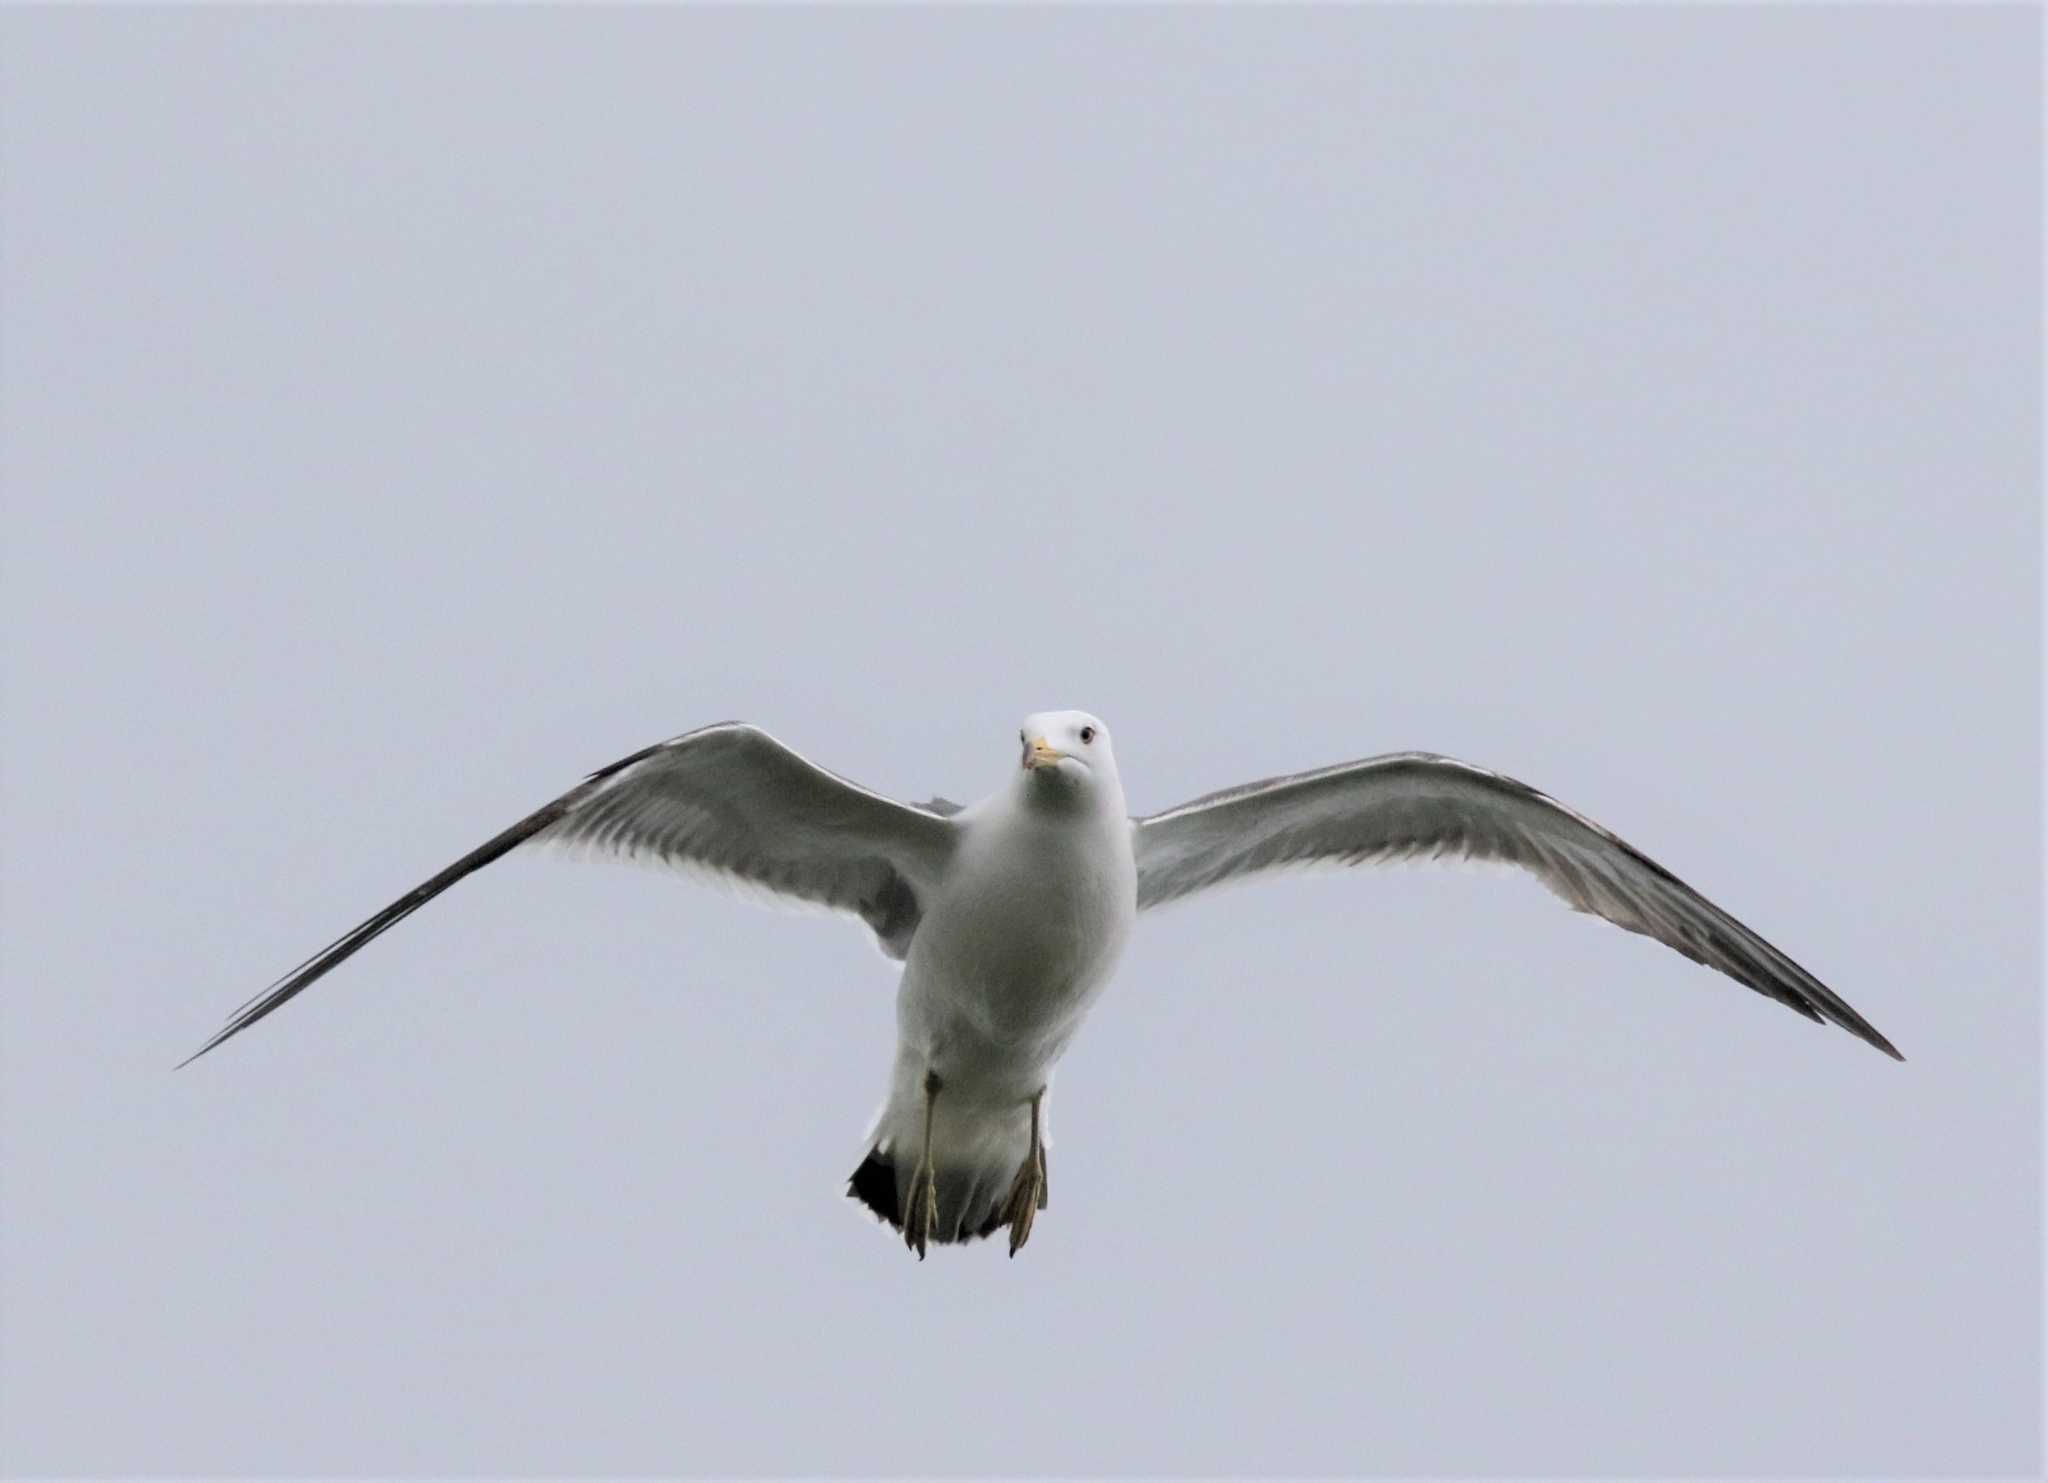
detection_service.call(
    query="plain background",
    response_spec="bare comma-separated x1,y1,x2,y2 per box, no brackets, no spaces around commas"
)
1,8,2038,1477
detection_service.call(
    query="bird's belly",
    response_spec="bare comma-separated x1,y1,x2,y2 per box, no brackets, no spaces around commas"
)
900,837,1134,1083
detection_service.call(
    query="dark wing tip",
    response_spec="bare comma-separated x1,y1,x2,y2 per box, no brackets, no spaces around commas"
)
173,1036,224,1071
1782,970,1903,1062
1770,976,1903,1061
180,788,584,1067
1790,983,1902,1061
174,964,327,1068
1843,1020,1900,1065
177,1001,268,1067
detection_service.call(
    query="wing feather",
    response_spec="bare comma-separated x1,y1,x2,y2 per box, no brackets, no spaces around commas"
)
182,723,956,1065
1132,752,1899,1059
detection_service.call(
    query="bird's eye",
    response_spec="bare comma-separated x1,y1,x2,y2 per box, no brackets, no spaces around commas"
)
1079,726,1096,744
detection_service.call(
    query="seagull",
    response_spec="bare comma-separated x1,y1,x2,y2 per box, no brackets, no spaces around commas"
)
183,711,1900,1256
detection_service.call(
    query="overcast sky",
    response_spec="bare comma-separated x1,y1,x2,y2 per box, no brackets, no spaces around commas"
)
1,8,2038,1477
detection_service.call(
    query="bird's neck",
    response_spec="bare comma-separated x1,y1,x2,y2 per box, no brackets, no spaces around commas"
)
1008,774,1127,829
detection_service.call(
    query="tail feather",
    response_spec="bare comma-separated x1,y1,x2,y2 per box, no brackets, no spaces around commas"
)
846,1148,901,1227
844,1145,1014,1246
848,1076,1044,1248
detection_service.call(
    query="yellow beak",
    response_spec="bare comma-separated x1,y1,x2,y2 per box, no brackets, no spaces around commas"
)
1023,736,1065,771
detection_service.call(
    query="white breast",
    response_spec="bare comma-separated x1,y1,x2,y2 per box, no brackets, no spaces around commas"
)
901,794,1137,1077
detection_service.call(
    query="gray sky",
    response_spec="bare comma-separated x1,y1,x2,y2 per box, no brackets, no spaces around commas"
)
1,8,2037,1477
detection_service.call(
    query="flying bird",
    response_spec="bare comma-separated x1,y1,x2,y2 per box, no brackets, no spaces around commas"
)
183,712,1900,1256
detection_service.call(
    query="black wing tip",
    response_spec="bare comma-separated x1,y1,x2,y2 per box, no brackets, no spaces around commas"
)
1811,1000,1903,1061
1809,991,1904,1062
175,998,274,1068
174,1026,235,1070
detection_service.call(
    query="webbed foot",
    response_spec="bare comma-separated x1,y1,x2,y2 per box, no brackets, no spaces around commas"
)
904,1159,939,1259
1006,1087,1050,1258
1004,1144,1047,1257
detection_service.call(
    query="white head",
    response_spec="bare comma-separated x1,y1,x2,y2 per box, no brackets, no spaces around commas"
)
1014,709,1123,814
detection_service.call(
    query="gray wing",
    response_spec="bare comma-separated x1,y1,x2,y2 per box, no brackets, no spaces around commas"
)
1133,752,1900,1060
182,723,958,1065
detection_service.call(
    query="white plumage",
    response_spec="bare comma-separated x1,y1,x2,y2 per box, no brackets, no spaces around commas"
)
184,709,1900,1256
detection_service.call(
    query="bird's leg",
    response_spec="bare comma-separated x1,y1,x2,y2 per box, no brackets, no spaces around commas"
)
904,1070,942,1259
1004,1087,1049,1258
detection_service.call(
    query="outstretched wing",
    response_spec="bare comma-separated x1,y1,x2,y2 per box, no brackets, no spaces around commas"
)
182,723,959,1065
1132,752,1900,1059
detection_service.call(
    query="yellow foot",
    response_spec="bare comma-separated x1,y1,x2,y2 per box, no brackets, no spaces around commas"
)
1004,1146,1048,1258
904,1161,939,1260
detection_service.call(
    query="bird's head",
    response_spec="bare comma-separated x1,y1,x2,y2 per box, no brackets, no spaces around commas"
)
1015,710,1121,811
